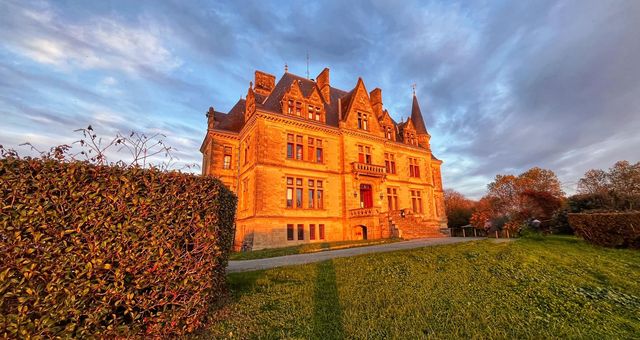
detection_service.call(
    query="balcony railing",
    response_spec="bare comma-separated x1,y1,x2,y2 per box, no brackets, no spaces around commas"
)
349,206,381,218
351,162,386,178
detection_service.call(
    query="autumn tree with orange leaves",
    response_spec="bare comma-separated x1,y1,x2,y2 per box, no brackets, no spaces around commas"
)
470,167,564,231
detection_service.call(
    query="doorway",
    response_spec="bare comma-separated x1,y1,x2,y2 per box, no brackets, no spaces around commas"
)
360,184,373,208
354,225,368,240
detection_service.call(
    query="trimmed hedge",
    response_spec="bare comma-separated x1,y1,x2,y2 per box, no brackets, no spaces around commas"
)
568,212,640,249
0,157,236,337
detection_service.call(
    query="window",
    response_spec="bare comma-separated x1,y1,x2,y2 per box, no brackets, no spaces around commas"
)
409,158,420,178
287,100,293,114
315,107,321,121
286,177,294,208
287,134,324,164
384,153,396,174
387,187,398,211
307,137,315,162
286,177,324,210
310,224,316,240
296,178,303,208
223,146,232,170
385,126,393,140
319,224,325,240
295,101,302,116
297,224,304,240
243,145,248,165
357,112,369,130
411,190,423,213
357,145,372,164
287,134,294,159
308,188,315,208
317,181,324,209
316,139,323,163
405,133,417,146
296,135,303,160
287,224,294,240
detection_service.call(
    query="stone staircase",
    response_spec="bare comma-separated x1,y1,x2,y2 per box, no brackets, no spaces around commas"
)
381,209,447,239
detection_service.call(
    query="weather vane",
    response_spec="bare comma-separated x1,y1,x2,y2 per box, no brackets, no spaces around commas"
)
411,83,416,96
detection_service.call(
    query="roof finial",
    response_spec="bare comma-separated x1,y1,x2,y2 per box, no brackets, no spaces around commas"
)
284,63,288,73
412,83,416,96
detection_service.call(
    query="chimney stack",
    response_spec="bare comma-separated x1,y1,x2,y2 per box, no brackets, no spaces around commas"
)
254,70,276,96
316,67,331,103
370,88,383,119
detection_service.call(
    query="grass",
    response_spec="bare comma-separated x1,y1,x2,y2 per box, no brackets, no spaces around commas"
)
229,238,402,260
205,236,640,339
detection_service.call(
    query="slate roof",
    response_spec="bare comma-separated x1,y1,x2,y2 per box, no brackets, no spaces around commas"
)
411,95,429,135
212,71,428,139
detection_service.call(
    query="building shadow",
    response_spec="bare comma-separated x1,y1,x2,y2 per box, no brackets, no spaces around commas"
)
312,260,345,339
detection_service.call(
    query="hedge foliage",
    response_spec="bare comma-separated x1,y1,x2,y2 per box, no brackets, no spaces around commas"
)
568,212,640,249
0,157,237,337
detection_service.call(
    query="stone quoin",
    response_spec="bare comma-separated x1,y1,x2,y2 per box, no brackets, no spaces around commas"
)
201,67,447,250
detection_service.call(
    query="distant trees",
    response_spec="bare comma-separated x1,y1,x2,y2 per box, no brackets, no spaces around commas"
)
444,189,476,228
574,160,640,211
471,167,564,233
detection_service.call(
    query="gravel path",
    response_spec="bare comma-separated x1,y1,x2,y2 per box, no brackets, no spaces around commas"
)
228,237,484,273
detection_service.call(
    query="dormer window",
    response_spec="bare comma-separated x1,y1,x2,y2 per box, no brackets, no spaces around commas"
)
315,107,321,121
308,105,314,119
385,127,393,140
295,102,302,116
357,112,369,131
287,100,293,114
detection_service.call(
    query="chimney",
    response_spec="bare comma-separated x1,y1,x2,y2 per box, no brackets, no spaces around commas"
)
370,88,383,119
254,70,276,97
206,107,215,130
316,67,331,103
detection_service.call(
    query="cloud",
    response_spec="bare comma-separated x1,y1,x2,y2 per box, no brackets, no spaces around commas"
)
1,0,639,199
0,0,182,75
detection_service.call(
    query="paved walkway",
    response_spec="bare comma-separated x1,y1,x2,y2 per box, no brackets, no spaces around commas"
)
228,237,484,273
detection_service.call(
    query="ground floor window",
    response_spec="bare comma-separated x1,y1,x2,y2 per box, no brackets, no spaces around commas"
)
297,224,304,240
319,224,325,240
310,224,316,240
410,190,423,213
287,224,294,240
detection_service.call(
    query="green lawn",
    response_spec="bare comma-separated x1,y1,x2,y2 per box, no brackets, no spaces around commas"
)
229,238,402,260
207,236,640,339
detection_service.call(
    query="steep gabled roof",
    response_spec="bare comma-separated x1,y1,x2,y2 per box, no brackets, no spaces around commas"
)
411,95,429,135
215,99,245,132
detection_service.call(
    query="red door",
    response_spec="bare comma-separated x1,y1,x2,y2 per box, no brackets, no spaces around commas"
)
360,184,373,208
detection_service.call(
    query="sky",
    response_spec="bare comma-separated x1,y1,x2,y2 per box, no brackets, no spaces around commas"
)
1,0,639,199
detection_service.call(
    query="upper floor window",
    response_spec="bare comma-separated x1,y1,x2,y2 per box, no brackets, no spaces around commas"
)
223,146,232,169
308,105,314,119
384,153,396,174
357,112,369,131
287,100,293,114
295,101,302,116
286,177,324,209
409,158,420,178
287,133,323,163
357,145,372,164
405,133,417,146
315,107,322,121
385,126,393,140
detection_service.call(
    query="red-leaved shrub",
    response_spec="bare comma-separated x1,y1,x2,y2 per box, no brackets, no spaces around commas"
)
0,157,236,337
568,212,640,249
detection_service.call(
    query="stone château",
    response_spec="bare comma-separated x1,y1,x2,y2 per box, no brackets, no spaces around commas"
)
201,67,447,250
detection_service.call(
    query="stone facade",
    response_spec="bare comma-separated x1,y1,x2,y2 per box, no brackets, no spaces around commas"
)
200,68,447,250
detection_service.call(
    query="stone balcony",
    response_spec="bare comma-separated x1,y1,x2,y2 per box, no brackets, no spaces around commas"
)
349,206,381,218
351,162,386,178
